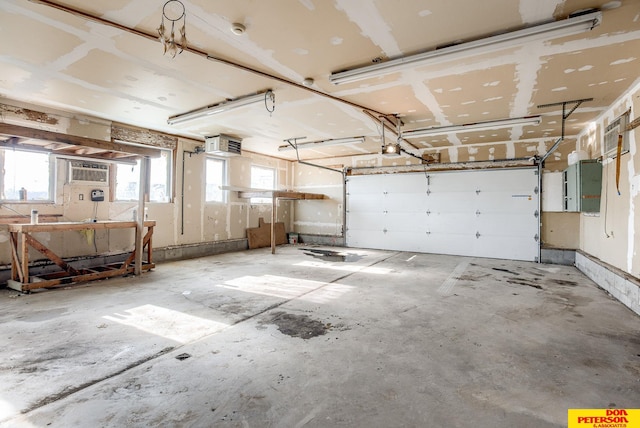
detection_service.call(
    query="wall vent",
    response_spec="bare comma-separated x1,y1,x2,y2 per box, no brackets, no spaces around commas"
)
603,112,629,158
205,134,242,156
68,160,109,184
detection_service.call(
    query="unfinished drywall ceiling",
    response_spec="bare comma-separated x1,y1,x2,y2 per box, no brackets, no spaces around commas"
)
0,0,638,162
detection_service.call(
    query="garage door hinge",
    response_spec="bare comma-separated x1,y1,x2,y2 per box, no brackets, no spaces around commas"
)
426,189,431,195
534,234,539,242
476,231,481,239
426,230,431,235
534,186,539,194
534,210,539,218
383,228,388,234
476,210,481,216
476,189,481,195
426,210,431,216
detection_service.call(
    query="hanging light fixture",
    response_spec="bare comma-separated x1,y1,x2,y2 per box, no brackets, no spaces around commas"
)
381,116,401,156
330,11,601,85
158,0,187,58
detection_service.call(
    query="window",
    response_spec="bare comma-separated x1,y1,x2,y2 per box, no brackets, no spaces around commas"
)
205,157,226,202
115,161,140,201
251,165,276,204
115,149,172,202
0,149,54,202
150,150,172,202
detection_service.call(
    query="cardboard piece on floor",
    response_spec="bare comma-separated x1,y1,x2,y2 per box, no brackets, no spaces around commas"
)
247,217,287,249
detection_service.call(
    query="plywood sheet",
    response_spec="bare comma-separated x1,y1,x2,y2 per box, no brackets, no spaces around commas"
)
246,217,287,249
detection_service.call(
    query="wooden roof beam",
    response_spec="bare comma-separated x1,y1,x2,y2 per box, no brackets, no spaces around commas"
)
0,123,161,158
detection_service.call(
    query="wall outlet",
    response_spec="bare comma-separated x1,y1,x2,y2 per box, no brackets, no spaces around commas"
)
79,194,84,200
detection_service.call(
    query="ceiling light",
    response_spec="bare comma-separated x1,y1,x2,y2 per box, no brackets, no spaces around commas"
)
381,143,401,156
403,116,542,138
278,137,365,151
378,114,402,156
302,78,315,87
167,91,272,125
329,10,601,85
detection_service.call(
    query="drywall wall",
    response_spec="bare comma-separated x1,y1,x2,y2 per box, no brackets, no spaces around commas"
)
0,101,294,267
541,212,580,249
576,78,639,277
293,162,344,236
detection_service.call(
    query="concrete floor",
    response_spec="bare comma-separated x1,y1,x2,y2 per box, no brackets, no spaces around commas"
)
1,246,639,428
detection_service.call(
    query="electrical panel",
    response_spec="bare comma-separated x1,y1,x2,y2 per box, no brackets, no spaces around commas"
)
563,160,602,212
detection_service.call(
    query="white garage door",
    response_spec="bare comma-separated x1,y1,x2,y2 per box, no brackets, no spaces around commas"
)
346,168,539,261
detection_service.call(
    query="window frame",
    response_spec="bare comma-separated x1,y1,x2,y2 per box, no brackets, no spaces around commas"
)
114,160,141,202
205,156,227,203
0,148,56,203
149,149,173,203
113,148,173,203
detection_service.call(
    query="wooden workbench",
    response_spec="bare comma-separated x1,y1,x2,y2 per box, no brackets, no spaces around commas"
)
238,190,325,254
6,220,155,292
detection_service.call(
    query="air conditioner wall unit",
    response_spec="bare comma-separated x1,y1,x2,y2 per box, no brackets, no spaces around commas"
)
603,112,629,158
205,134,242,156
68,160,109,185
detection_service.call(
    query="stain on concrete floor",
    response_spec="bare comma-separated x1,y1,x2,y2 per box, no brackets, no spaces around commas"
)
301,248,362,262
260,311,328,339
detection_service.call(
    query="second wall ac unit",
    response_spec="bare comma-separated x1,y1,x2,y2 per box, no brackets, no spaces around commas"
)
603,112,629,158
69,160,109,184
205,134,242,156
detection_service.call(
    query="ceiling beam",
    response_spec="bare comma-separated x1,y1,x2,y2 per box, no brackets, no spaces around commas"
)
0,123,161,158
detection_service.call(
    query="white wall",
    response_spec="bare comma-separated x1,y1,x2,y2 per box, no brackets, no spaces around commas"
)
0,100,294,265
576,78,640,277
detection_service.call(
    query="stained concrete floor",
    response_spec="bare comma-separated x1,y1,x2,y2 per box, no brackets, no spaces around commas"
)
1,246,639,428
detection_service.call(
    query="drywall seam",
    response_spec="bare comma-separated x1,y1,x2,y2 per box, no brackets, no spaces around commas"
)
298,0,315,11
105,2,160,28
519,0,559,24
511,43,546,140
582,77,640,126
187,3,306,84
403,69,462,145
335,0,402,57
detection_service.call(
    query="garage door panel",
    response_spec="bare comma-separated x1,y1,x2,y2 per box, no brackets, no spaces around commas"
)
384,212,429,231
471,169,537,190
429,213,476,233
346,229,386,249
347,210,384,231
423,232,478,257
473,235,538,260
384,193,428,210
382,231,430,252
477,213,538,236
346,168,539,261
347,193,384,212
